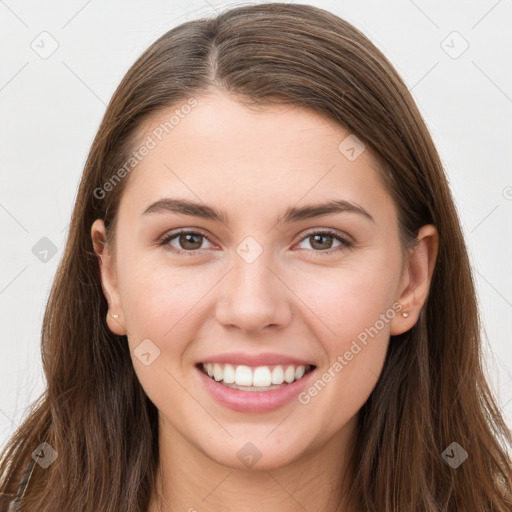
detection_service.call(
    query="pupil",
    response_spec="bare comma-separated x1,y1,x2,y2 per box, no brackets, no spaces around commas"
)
312,234,331,250
182,234,201,250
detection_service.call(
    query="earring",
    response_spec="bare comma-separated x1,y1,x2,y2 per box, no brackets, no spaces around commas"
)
401,312,409,318
111,313,119,319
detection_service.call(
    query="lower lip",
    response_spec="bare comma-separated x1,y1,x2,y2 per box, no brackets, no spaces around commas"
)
196,365,316,413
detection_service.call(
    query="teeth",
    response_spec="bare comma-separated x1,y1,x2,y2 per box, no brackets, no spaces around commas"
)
201,362,312,388
235,365,253,386
284,365,295,383
213,363,223,382
295,366,305,380
253,366,272,387
271,366,284,384
223,364,235,384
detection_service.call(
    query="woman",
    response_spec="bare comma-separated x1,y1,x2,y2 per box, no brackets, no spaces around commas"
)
1,3,511,511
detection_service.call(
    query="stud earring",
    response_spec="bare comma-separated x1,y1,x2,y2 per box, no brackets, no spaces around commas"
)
401,312,409,318
111,313,119,319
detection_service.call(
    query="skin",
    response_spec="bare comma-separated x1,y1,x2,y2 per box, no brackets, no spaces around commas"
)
91,90,438,512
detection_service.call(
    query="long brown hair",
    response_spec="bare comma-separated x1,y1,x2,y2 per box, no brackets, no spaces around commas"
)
1,3,511,511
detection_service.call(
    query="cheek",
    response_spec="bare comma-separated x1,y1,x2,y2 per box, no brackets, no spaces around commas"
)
293,253,401,343
120,265,207,408
291,255,400,405
291,294,392,438
120,260,208,336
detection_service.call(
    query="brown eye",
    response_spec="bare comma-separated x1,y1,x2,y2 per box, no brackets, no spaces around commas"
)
296,230,352,255
176,233,203,251
309,234,335,250
159,230,214,254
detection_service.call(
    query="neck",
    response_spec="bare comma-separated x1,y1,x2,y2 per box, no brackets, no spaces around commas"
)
147,413,359,512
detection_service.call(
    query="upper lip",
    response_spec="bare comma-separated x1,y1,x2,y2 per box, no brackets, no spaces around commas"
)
198,352,316,367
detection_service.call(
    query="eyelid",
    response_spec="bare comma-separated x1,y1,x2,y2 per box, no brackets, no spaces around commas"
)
294,228,353,255
298,227,354,246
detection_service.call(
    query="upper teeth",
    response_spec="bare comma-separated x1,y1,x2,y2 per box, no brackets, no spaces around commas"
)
201,363,311,387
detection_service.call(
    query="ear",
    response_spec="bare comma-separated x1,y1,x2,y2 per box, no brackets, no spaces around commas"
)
390,224,439,335
91,219,127,336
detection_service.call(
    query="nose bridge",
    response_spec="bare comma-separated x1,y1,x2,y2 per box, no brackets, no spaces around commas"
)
215,235,290,330
231,237,281,304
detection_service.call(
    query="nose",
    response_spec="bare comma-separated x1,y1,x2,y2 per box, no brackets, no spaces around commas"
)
215,250,292,334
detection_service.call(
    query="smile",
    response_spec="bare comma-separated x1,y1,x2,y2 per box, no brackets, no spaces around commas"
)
200,362,315,390
196,362,317,413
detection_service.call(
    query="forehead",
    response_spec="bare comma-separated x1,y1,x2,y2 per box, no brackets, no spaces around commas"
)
118,91,394,223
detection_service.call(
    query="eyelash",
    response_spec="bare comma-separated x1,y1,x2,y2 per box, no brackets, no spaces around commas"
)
158,229,353,256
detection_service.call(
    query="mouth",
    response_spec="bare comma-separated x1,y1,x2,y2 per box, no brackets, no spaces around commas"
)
196,362,317,392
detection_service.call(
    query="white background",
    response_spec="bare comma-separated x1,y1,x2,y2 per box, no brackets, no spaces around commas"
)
1,0,511,450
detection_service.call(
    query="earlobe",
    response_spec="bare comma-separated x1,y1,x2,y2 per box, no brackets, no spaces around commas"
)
390,224,439,335
90,219,127,336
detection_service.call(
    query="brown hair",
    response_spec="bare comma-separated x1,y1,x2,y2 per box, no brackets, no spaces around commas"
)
1,3,511,511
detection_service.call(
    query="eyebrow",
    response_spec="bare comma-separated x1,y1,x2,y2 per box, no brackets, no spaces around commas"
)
142,197,375,225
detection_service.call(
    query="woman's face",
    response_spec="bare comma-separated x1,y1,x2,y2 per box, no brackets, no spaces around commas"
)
92,91,433,470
